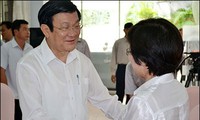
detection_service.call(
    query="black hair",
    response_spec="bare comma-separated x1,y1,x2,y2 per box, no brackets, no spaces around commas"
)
128,18,183,76
0,21,12,29
12,19,28,36
124,22,133,29
38,1,81,32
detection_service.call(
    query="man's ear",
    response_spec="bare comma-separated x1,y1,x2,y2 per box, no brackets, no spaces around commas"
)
14,29,18,36
41,24,50,38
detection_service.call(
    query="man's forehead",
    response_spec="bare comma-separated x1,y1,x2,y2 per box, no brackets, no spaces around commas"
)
1,25,8,29
20,24,28,27
1,25,9,31
60,20,80,25
52,12,79,24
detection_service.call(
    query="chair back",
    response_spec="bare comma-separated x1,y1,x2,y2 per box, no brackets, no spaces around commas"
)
1,83,15,120
187,86,199,111
189,105,199,120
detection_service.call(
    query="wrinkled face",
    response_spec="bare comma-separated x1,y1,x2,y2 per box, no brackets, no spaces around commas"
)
15,24,30,41
1,24,13,42
44,12,81,54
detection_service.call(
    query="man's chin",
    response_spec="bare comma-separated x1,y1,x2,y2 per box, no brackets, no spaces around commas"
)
66,46,76,53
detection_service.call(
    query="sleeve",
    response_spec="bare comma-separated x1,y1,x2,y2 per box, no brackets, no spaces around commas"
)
1,45,8,69
16,62,52,120
110,41,118,75
125,62,137,95
87,61,126,120
120,97,154,120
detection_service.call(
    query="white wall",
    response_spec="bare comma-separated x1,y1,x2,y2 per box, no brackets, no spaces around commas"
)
30,1,43,27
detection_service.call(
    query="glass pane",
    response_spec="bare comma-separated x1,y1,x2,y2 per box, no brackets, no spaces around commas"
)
71,1,198,90
74,1,119,52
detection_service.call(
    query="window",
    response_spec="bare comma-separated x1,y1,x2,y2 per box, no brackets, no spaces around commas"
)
73,1,119,52
73,1,196,52
71,1,198,89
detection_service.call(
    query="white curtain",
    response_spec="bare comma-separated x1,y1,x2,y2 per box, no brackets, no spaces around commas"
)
12,1,30,23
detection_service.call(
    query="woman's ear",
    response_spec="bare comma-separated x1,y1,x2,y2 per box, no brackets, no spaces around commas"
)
40,24,50,38
128,54,133,62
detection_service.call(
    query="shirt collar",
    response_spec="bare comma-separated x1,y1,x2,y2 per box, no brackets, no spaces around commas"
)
123,37,128,42
67,49,78,64
134,73,175,95
11,38,31,50
41,38,78,65
11,38,18,48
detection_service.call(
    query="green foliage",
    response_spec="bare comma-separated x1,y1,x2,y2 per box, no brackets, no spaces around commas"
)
138,2,157,19
125,2,195,29
82,9,110,27
126,5,138,24
126,2,158,24
170,7,195,29
81,1,195,29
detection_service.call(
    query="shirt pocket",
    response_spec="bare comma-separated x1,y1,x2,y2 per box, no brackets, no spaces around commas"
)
79,77,89,102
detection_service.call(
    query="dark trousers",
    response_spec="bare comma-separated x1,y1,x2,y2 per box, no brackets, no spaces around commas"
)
116,64,127,103
15,100,22,120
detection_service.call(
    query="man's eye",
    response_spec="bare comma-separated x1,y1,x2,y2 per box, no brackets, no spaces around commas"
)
61,27,69,30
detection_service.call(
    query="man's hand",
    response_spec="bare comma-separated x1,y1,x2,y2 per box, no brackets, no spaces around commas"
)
111,75,116,83
1,67,7,84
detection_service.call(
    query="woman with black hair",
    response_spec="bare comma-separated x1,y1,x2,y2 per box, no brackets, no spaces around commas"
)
120,18,189,120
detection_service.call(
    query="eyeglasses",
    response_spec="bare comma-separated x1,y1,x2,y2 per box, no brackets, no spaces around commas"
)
126,48,131,56
53,24,83,33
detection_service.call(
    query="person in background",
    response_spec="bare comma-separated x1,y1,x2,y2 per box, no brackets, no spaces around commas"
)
124,62,145,103
0,21,13,43
110,22,133,103
16,1,125,120
0,25,3,46
120,18,189,120
1,19,33,120
76,37,91,59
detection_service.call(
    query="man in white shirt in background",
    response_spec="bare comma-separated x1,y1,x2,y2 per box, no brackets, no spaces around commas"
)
1,19,33,120
16,1,125,120
110,22,133,103
0,21,13,44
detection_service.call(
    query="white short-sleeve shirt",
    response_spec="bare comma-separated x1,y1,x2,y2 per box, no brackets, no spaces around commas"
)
1,39,33,99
